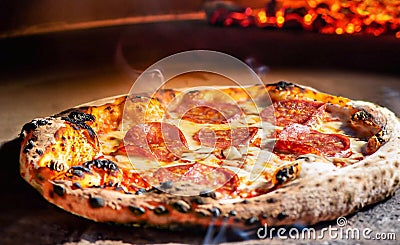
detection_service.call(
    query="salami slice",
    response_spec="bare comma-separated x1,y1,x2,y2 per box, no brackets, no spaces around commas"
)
122,170,152,192
123,122,188,162
274,123,351,157
261,99,325,127
178,102,242,124
192,127,258,150
154,163,239,197
172,90,243,124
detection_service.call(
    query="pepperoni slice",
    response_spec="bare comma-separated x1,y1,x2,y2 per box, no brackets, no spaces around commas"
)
193,127,258,150
124,122,188,162
154,163,238,196
274,124,351,157
172,91,243,124
122,170,152,192
178,102,242,124
171,89,245,124
261,99,325,127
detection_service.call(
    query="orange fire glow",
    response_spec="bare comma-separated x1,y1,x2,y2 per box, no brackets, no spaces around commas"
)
211,0,400,38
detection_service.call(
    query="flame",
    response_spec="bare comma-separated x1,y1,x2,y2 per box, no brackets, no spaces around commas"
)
209,0,400,38
258,10,267,24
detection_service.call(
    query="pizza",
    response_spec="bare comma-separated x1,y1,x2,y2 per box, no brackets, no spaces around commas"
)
19,80,400,229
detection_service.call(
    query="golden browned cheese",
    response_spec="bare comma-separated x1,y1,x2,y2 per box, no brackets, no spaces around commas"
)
153,89,180,105
123,96,166,126
86,97,125,134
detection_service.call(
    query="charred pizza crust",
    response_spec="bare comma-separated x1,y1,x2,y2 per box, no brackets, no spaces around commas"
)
19,81,400,229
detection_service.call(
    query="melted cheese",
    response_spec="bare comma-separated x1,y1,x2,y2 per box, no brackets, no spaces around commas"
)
96,87,370,199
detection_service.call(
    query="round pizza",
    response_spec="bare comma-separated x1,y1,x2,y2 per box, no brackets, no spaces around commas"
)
19,81,400,229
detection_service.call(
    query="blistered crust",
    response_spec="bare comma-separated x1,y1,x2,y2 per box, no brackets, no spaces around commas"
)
19,82,400,228
19,115,101,193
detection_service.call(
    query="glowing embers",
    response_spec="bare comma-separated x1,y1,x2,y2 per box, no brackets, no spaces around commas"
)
207,0,400,37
